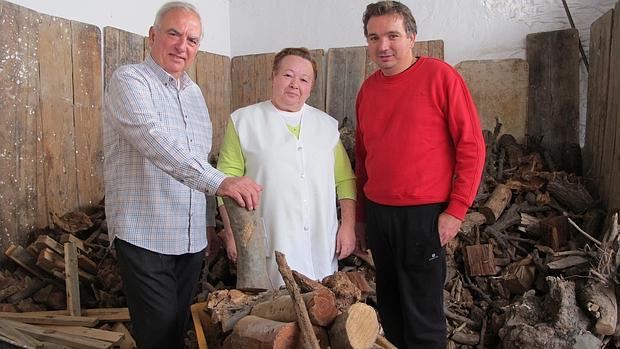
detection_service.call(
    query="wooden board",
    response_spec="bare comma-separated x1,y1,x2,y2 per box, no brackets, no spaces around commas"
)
196,51,232,160
39,14,79,222
71,21,104,208
231,53,273,111
606,4,620,210
0,1,43,255
103,27,144,89
307,49,325,111
326,46,366,129
584,10,613,201
526,29,580,169
455,59,528,141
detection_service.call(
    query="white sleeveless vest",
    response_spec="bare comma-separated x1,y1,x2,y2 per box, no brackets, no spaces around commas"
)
231,100,340,286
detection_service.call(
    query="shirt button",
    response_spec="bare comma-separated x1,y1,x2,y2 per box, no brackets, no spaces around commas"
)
304,226,309,231
300,174,305,179
297,146,303,151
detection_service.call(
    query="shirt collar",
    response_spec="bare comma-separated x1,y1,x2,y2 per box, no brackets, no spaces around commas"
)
145,55,193,90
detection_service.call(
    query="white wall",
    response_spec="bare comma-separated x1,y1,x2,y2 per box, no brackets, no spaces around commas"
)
5,0,232,56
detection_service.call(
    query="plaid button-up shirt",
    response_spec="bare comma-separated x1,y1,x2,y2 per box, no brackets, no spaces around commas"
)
103,56,225,254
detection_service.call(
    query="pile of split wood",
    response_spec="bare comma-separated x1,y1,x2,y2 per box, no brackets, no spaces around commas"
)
1,206,137,348
197,252,384,349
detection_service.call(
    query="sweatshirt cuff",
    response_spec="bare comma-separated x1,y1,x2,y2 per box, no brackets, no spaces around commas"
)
445,199,469,221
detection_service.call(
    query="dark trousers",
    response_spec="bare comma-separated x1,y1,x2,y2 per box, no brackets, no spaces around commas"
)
114,238,204,349
366,201,447,349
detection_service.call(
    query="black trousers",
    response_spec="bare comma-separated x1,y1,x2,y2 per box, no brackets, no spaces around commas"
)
114,238,204,349
366,201,447,349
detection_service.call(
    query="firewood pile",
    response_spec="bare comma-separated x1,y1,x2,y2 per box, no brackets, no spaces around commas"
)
1,205,136,348
196,123,620,349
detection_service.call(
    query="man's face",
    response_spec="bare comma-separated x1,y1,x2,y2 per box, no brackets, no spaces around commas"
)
149,8,201,79
366,14,415,76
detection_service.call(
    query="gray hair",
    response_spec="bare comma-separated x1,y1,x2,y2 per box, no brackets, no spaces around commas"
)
153,2,203,38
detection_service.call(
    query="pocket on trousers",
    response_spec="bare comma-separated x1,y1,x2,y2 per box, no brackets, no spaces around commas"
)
403,214,442,268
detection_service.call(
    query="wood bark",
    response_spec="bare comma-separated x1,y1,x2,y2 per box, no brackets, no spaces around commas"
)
480,184,512,224
223,197,270,289
275,251,320,349
251,288,338,326
228,316,328,349
322,272,362,312
328,302,379,349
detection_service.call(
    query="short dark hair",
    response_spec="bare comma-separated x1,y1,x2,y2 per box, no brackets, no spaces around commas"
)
362,1,417,37
272,47,318,80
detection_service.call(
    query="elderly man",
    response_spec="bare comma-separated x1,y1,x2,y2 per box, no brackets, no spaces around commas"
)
103,2,261,348
355,1,485,348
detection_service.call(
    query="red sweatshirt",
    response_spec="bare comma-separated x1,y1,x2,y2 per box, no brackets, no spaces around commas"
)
355,56,485,221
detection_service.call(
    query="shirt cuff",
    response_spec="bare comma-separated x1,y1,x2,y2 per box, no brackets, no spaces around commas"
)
201,169,227,196
445,199,469,221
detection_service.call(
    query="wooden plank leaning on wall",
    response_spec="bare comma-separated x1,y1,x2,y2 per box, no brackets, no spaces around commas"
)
0,1,42,253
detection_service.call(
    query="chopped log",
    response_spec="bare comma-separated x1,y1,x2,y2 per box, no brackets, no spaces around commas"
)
222,197,270,289
275,251,320,349
207,289,278,333
322,272,362,312
110,322,136,349
547,178,593,214
539,215,568,250
34,235,64,256
577,281,617,335
251,287,338,326
0,285,21,302
460,212,487,239
52,211,93,234
464,244,496,277
480,184,512,224
64,242,81,317
292,271,328,293
345,271,375,297
500,255,535,294
59,234,92,255
328,302,379,349
5,244,47,279
0,313,98,327
7,278,47,304
228,315,328,349
36,248,95,282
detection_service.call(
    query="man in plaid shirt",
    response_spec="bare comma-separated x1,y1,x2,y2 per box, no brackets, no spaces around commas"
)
103,2,261,348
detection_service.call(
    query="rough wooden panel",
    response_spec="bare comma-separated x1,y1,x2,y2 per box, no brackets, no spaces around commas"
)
326,46,366,129
605,4,620,210
0,1,42,255
196,52,231,160
307,49,325,111
456,59,528,141
526,29,580,169
231,53,275,111
364,39,444,78
103,26,144,89
39,14,78,221
71,21,104,208
584,10,613,201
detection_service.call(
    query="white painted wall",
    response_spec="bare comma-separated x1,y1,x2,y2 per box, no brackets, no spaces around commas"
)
5,0,232,55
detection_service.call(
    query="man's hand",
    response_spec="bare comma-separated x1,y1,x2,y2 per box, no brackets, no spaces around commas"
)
354,222,367,254
216,177,262,210
438,212,462,246
336,225,355,260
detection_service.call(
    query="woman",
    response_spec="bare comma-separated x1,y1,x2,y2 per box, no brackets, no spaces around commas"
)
217,47,356,287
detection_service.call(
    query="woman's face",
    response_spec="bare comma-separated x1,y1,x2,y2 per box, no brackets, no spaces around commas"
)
271,55,314,112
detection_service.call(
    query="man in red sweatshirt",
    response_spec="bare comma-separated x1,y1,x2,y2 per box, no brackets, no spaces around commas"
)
355,1,485,348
